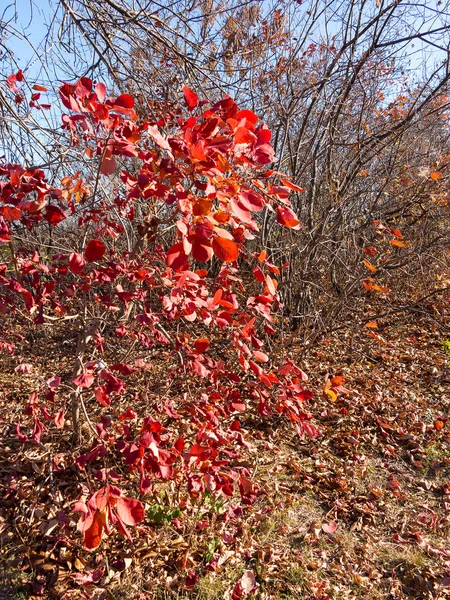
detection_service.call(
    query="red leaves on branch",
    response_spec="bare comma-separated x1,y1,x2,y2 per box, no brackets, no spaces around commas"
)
74,485,144,550
1,77,318,555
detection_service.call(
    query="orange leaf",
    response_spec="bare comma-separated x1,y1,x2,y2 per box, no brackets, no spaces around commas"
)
279,178,305,192
212,236,239,262
430,171,442,181
193,198,212,216
363,259,377,273
365,321,378,329
214,211,230,223
364,247,377,256
258,249,268,262
390,239,405,248
367,330,385,343
83,510,107,550
434,419,444,431
372,284,389,293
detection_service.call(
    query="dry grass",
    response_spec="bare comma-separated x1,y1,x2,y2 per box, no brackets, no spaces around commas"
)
1,301,450,599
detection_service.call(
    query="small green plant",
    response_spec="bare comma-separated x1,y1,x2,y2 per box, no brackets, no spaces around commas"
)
443,340,450,367
203,492,225,514
147,504,181,525
205,538,220,561
421,442,450,477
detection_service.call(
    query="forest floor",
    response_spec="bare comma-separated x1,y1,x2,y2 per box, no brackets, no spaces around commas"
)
1,296,450,600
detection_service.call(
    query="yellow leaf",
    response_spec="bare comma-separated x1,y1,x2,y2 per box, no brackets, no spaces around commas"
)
326,388,337,402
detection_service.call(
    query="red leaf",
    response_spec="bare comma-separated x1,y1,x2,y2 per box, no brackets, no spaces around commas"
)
238,189,264,212
230,198,252,223
119,408,137,420
212,236,239,262
147,124,172,151
183,86,198,110
1,206,22,221
166,242,189,270
276,206,300,230
47,376,61,389
249,360,264,377
194,338,210,352
235,126,256,144
69,252,86,274
115,496,145,526
191,236,213,262
253,266,265,282
192,359,210,377
44,205,67,225
73,373,94,388
6,70,23,92
54,408,65,429
303,421,320,438
236,109,258,125
28,197,47,213
95,386,111,407
100,155,116,175
114,93,134,109
85,239,106,262
95,82,107,102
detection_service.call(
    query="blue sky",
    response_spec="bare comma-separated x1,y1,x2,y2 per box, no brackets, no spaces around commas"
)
2,0,448,90
3,1,51,72
1,0,80,84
